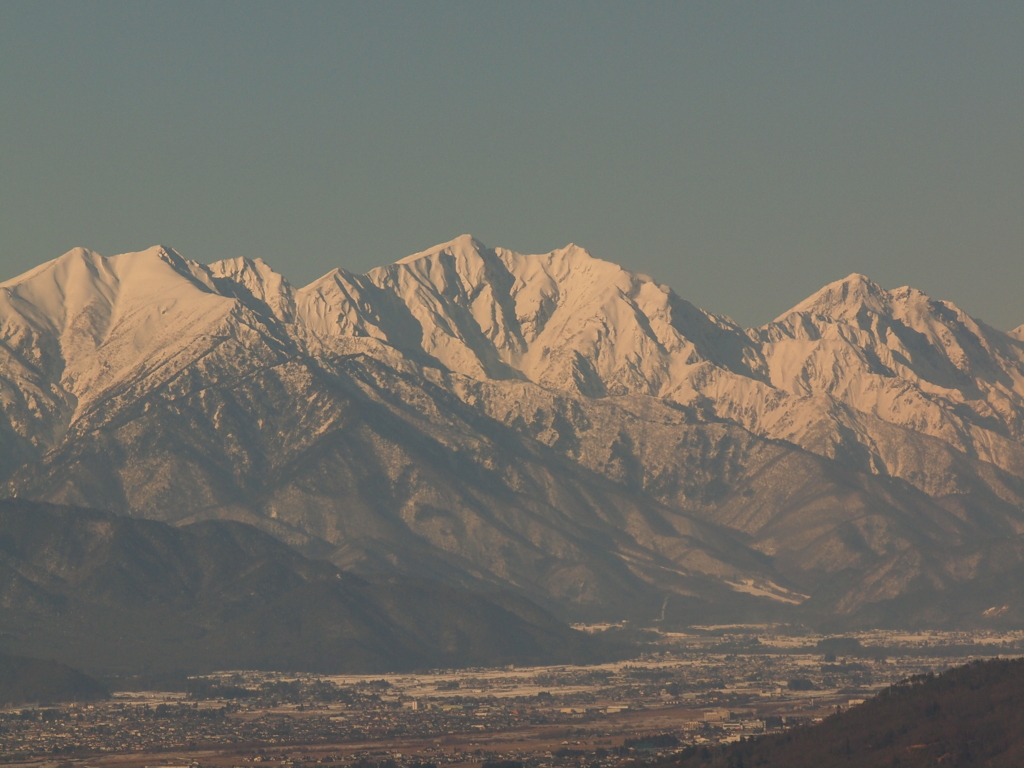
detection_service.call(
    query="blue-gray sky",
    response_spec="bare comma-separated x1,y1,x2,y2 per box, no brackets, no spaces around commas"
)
1,2,1021,328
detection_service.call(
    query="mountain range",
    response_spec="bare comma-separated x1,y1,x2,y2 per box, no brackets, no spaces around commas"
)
1,236,1022,629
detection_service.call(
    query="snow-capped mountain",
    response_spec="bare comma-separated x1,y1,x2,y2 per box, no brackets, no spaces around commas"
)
2,236,1023,627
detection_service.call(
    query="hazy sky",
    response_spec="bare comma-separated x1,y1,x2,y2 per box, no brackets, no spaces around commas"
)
1,2,1021,328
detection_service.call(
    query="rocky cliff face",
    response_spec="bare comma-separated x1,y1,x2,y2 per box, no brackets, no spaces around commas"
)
2,237,1023,627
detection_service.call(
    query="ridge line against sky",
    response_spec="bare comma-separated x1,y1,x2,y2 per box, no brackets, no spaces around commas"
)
2,238,1013,336
0,2,1021,329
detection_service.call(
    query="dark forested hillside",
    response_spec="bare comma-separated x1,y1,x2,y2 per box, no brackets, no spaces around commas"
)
0,652,109,705
672,657,1024,768
0,499,613,674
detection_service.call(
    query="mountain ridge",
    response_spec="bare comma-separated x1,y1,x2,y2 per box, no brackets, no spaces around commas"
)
2,237,1022,628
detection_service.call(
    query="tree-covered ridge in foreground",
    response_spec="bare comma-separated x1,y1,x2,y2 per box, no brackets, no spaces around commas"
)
672,657,1024,768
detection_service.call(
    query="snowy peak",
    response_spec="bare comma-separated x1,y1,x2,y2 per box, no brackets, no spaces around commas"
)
772,273,1004,377
293,236,763,395
0,245,297,438
297,237,584,379
208,256,296,324
394,233,488,265
0,245,216,321
749,271,1024,474
0,245,227,359
778,273,889,322
765,271,1017,384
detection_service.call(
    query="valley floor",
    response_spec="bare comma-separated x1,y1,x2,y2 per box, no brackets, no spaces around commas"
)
4,629,1023,768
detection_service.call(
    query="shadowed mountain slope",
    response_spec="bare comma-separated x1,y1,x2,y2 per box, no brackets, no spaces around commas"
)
0,652,109,705
0,500,609,674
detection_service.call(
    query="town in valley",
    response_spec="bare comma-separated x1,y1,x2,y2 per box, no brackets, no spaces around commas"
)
5,628,1022,768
